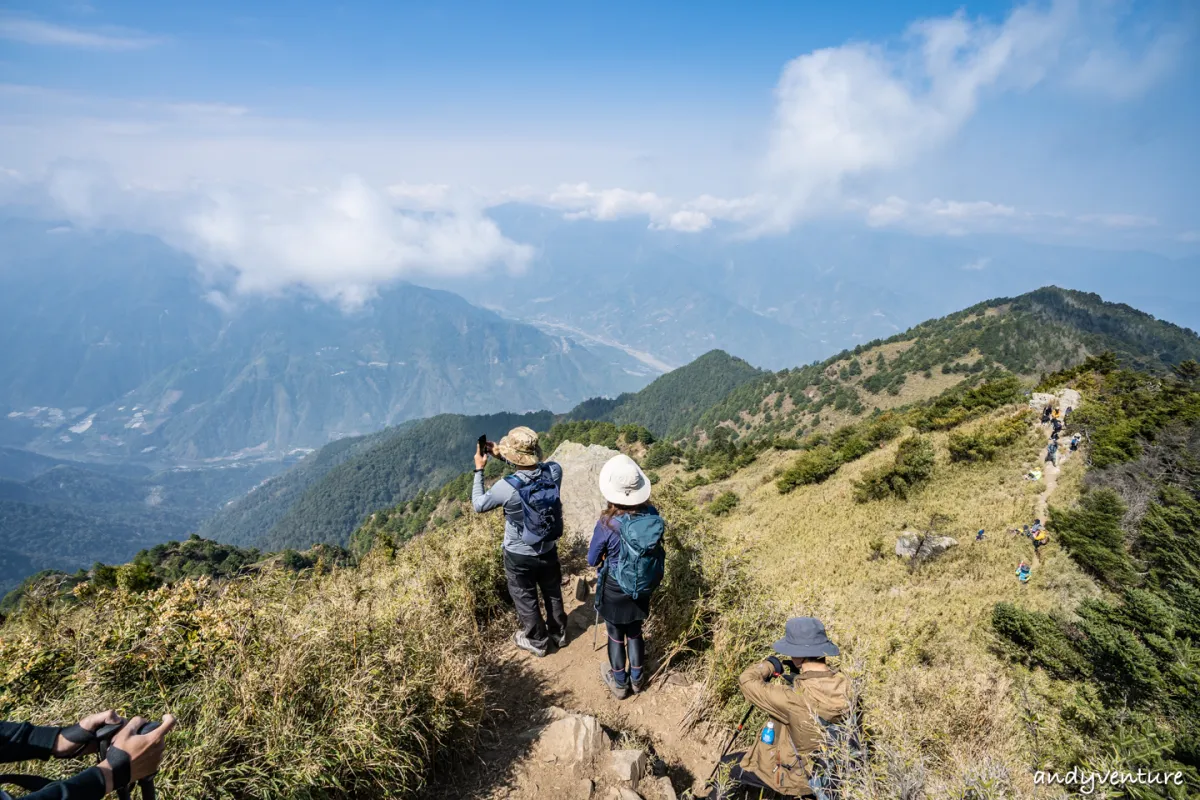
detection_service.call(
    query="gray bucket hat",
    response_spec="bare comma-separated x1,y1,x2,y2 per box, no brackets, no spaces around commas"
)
772,617,840,658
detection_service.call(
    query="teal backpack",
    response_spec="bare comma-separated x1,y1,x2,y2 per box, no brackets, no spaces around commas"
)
613,512,666,600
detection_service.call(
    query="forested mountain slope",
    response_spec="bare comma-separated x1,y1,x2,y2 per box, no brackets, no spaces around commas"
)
208,351,762,550
691,286,1200,446
0,461,281,593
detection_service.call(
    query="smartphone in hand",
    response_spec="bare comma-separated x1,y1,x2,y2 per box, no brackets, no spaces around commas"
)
477,434,488,457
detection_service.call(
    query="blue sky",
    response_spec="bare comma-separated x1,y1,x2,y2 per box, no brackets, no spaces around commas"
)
0,1,1197,300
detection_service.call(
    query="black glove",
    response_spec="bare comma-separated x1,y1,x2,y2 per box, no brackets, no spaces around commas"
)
766,656,784,677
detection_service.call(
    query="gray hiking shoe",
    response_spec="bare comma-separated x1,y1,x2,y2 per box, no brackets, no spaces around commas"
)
513,632,547,658
600,663,630,700
552,629,568,649
629,672,646,694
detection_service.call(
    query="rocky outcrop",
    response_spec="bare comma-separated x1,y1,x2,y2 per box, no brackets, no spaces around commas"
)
549,441,621,539
1029,388,1082,413
896,533,958,562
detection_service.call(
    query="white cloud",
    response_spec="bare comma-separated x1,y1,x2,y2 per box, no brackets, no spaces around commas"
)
761,0,1184,230
1077,212,1159,229
962,257,991,271
1179,231,1200,243
549,183,671,222
542,183,768,232
652,210,712,233
867,195,1022,233
26,165,532,307
0,14,164,50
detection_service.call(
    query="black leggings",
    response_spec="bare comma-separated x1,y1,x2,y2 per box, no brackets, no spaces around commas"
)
605,619,645,676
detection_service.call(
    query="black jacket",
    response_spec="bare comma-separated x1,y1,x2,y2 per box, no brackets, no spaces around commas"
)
0,722,107,800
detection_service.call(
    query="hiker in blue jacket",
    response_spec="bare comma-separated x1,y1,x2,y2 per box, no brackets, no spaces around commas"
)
473,426,567,659
588,454,665,700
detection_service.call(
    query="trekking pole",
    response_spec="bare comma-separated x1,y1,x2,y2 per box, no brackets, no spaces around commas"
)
708,705,754,785
593,556,605,651
592,607,602,651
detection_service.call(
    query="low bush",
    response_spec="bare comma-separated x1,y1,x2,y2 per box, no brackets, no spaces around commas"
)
709,491,740,517
947,411,1030,462
776,446,843,494
853,436,935,502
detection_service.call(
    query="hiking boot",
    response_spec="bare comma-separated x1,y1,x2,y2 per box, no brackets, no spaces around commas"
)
513,632,547,658
629,672,646,694
552,629,568,649
600,663,630,700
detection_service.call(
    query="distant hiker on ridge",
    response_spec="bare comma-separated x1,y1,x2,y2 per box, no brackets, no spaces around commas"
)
588,454,666,700
473,426,567,658
710,617,852,799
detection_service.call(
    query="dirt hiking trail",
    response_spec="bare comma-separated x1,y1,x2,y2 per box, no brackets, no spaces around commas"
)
446,578,719,800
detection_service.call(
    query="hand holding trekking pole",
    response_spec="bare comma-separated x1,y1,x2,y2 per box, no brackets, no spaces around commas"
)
96,715,177,799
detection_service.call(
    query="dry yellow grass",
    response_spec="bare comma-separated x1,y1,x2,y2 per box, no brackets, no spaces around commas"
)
686,408,1098,797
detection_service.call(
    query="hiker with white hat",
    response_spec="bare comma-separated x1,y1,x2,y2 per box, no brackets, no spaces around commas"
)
709,617,852,798
587,454,666,699
472,426,568,658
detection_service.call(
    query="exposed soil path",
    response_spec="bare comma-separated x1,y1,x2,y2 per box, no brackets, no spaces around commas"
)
437,577,722,800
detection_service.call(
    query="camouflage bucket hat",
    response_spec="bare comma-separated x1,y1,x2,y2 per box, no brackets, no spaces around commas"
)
496,426,543,468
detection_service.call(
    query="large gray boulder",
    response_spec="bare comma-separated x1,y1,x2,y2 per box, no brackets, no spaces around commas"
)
896,532,958,562
549,441,621,540
1030,388,1082,413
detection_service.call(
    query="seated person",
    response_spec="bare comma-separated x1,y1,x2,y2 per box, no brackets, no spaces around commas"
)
712,617,851,798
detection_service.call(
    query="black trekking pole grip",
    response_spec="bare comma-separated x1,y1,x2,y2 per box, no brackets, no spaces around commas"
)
708,705,755,784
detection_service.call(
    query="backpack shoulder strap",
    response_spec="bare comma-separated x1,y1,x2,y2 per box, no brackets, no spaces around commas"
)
0,775,55,794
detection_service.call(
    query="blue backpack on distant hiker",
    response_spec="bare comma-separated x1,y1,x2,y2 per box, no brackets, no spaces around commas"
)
505,467,564,547
612,512,666,600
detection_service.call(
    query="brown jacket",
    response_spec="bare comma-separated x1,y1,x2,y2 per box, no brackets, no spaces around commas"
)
737,661,851,797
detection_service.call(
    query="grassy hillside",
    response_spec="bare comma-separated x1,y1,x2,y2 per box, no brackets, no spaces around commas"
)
693,286,1200,446
3,353,1197,797
203,350,763,552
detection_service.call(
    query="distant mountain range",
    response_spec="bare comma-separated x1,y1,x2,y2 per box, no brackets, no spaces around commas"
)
203,350,765,550
202,287,1199,556
426,204,1199,371
0,218,654,464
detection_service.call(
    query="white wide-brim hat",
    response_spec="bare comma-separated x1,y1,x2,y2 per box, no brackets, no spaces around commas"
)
598,454,652,506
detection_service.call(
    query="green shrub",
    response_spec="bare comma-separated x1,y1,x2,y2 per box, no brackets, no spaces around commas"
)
777,446,843,494
947,411,1030,462
1049,490,1136,587
991,602,1088,679
853,436,935,502
642,441,680,469
709,491,740,517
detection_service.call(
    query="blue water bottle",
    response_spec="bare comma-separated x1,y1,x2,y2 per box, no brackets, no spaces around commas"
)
761,720,776,745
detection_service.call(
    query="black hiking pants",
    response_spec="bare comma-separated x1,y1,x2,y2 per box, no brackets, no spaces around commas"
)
707,753,787,799
504,549,567,651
